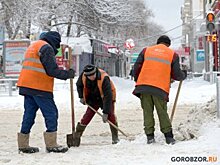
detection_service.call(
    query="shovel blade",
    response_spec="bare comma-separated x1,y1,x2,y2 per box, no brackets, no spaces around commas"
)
66,133,81,148
66,133,74,148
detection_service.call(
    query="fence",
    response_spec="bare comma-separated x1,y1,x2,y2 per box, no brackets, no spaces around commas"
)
0,78,18,96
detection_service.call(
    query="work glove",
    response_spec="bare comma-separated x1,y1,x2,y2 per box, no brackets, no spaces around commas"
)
68,69,75,78
80,98,85,105
182,70,187,78
102,113,108,123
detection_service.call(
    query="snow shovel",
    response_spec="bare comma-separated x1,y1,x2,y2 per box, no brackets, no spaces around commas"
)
66,47,77,147
170,80,183,123
85,103,129,137
66,77,76,147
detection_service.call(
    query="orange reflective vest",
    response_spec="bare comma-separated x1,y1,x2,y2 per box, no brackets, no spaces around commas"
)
82,69,116,102
17,40,54,92
136,44,174,93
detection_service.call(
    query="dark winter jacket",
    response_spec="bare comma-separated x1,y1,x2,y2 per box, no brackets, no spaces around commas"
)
19,31,74,98
76,69,113,114
133,47,186,101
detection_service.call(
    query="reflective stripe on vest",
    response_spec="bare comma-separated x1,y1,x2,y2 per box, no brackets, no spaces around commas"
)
22,57,42,64
22,65,46,73
82,69,116,102
145,57,171,65
17,40,54,92
136,44,174,93
22,57,45,73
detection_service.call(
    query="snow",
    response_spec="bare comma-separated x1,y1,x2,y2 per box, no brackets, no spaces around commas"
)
61,37,92,53
0,76,219,165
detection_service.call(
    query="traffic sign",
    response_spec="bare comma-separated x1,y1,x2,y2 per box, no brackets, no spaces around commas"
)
124,39,135,49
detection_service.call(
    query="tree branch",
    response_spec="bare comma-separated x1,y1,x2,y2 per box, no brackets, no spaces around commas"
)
52,21,98,31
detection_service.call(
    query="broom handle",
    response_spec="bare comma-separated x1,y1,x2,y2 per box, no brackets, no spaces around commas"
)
86,103,128,137
170,80,183,123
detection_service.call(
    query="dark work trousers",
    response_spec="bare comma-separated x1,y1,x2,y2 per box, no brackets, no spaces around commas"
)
20,95,58,134
80,102,117,125
140,94,172,135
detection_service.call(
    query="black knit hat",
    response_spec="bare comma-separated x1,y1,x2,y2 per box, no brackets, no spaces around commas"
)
40,31,61,54
83,64,97,76
156,35,171,46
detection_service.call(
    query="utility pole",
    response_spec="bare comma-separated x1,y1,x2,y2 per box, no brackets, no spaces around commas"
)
203,0,209,75
209,41,214,83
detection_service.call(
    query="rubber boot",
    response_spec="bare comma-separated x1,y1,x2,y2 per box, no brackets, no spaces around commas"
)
164,130,175,145
110,123,119,144
43,132,68,153
17,133,39,154
146,133,155,144
73,122,86,147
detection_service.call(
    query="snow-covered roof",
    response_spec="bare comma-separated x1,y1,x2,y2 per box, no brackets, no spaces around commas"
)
61,37,92,53
108,47,118,54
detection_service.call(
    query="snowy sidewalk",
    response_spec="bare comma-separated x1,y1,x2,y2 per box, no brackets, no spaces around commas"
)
0,77,219,164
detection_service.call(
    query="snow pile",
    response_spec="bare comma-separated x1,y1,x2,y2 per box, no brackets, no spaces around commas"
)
175,97,217,141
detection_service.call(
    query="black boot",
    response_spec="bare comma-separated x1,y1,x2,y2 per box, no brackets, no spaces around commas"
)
110,124,120,144
164,130,175,145
44,132,68,153
147,133,155,144
73,122,86,147
17,133,39,154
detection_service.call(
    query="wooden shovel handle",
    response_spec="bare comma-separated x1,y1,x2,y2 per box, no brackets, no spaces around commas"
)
69,47,75,133
86,103,128,137
170,80,183,123
70,78,75,132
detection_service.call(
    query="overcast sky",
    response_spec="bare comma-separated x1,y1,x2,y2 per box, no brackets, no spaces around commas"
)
145,0,184,48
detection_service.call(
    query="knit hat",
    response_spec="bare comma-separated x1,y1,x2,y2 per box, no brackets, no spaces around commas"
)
156,35,171,46
83,64,97,76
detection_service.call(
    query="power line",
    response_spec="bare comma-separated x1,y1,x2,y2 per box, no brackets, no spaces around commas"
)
135,13,203,42
171,35,183,41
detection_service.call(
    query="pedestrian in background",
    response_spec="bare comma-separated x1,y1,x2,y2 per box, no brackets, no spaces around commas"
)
17,31,75,153
73,64,119,146
129,66,134,80
133,35,187,145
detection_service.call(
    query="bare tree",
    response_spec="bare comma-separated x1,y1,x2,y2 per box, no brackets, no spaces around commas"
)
0,0,164,50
